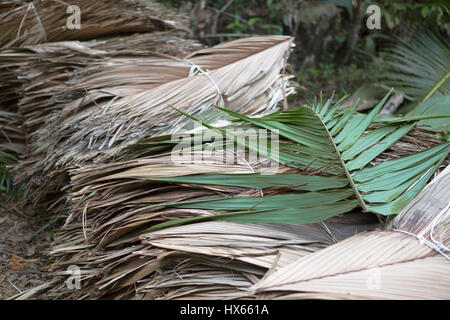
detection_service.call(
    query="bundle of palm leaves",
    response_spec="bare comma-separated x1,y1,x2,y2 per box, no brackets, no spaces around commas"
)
42,93,449,299
0,0,195,201
15,32,201,133
0,31,202,204
0,0,190,49
13,35,294,206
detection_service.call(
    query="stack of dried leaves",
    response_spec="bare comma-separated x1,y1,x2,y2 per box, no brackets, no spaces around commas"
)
46,148,380,299
13,35,294,207
0,0,190,49
0,0,197,201
10,32,202,203
2,0,448,301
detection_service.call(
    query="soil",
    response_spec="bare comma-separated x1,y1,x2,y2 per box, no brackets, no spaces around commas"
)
0,202,52,299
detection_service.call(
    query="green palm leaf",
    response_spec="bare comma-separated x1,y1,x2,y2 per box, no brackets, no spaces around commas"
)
144,91,450,230
383,29,450,102
405,94,450,132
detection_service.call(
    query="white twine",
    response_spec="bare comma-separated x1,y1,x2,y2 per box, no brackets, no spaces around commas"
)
429,201,450,252
17,1,71,43
321,222,337,243
393,201,450,261
30,2,47,42
184,58,225,108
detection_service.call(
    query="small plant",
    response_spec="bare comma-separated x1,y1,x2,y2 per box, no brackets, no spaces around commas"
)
0,151,19,200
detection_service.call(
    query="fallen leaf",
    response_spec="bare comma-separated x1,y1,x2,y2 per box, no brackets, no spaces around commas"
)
8,255,25,271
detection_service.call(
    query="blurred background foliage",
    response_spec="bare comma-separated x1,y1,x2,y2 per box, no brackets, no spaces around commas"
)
159,0,449,106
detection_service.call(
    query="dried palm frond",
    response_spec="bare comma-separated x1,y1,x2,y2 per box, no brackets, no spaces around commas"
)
134,215,379,300
48,189,379,299
43,93,449,299
0,0,190,49
252,165,450,300
0,48,31,110
12,31,201,135
15,35,294,205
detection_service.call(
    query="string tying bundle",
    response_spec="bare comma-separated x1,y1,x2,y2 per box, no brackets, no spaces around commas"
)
393,201,450,261
184,58,226,108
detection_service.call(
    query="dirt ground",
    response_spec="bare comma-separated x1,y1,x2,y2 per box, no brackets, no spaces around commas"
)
0,202,52,299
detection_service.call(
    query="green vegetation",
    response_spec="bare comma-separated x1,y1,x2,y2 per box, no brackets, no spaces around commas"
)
159,0,449,116
296,57,388,102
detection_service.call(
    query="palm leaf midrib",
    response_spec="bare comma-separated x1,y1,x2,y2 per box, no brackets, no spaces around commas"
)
308,106,369,211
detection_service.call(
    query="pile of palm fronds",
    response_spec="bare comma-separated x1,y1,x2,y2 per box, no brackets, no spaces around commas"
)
12,35,294,207
0,0,193,110
15,32,201,134
8,31,202,204
41,94,449,299
0,0,190,49
0,0,197,201
2,1,448,301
